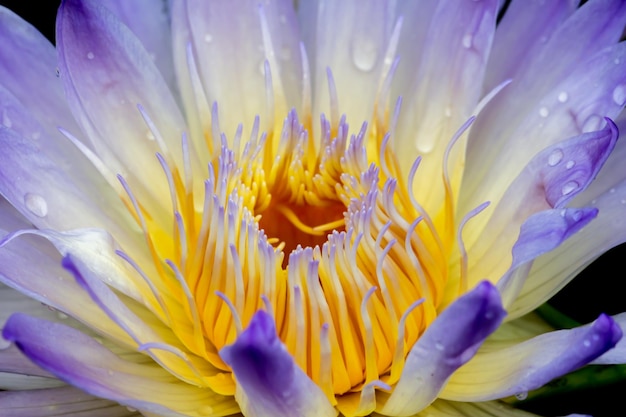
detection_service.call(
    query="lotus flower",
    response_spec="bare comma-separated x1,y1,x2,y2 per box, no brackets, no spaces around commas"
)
2,0,626,416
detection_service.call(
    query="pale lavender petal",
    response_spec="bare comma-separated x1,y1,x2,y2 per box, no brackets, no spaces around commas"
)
180,0,303,139
56,0,196,215
99,0,176,96
0,6,81,140
2,313,235,417
220,310,336,417
0,120,132,236
394,0,498,214
441,314,621,401
377,281,505,416
0,386,141,417
0,222,138,350
485,0,577,91
300,0,395,132
60,255,220,387
463,0,626,214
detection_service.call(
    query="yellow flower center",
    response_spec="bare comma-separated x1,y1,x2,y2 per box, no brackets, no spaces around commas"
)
117,86,471,411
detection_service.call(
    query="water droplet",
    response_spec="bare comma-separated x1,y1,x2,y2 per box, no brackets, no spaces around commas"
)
547,149,563,166
204,33,213,43
582,114,602,133
621,199,626,205
2,111,11,128
126,407,138,412
351,38,378,72
87,51,95,60
55,67,60,77
610,188,616,193
539,107,549,118
31,131,41,140
615,58,621,65
613,85,626,106
515,391,528,400
279,14,287,24
592,334,600,341
145,130,155,141
558,91,569,103
561,181,578,196
444,106,452,117
560,209,567,217
583,339,591,347
57,312,68,320
462,34,473,49
24,193,48,217
435,342,444,351
0,338,11,350
565,160,575,169
107,370,114,376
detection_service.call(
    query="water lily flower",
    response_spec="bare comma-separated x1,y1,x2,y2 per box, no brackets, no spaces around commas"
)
2,0,626,416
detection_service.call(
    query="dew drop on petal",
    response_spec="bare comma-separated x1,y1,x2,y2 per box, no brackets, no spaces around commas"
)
539,107,549,118
610,188,616,193
614,58,621,65
87,51,94,60
583,339,591,347
558,91,569,103
515,392,528,400
547,149,563,166
57,312,68,320
462,34,473,49
612,84,626,106
435,342,444,351
31,131,41,140
561,181,578,196
582,114,603,133
145,130,155,141
126,407,138,412
565,160,575,169
204,33,213,43
24,193,48,218
351,38,378,72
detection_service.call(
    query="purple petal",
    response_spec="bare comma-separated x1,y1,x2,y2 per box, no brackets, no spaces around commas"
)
0,386,141,417
2,313,234,416
220,310,336,417
377,281,505,416
510,208,598,268
592,313,626,364
441,314,622,401
467,121,616,291
56,0,193,212
495,207,597,308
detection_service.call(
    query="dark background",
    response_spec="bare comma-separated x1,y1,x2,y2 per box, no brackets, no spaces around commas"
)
1,1,625,416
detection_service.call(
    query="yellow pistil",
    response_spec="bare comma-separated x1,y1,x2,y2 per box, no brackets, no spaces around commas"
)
116,85,465,412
